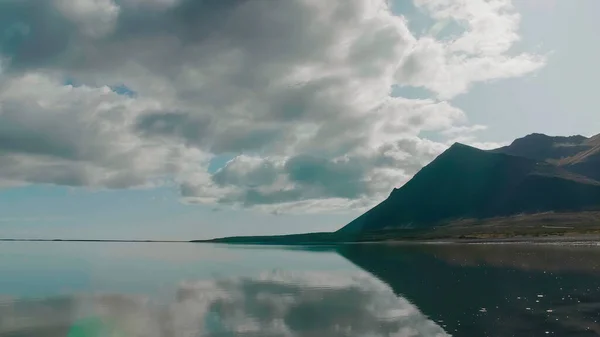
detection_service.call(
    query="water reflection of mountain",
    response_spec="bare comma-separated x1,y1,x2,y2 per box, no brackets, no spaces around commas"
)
0,272,448,337
338,244,600,337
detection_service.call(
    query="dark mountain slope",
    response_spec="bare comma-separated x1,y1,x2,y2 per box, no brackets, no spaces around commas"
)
559,135,600,181
339,143,600,234
494,133,600,181
588,134,600,146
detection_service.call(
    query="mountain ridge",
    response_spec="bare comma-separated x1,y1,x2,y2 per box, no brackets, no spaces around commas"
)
339,139,600,234
495,133,600,181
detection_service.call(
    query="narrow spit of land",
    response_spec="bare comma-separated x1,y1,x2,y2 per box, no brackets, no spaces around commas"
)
0,239,187,243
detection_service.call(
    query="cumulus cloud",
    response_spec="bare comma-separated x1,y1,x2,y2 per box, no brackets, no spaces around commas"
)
0,74,209,189
0,0,544,211
182,136,446,212
398,0,545,99
54,0,120,38
0,272,450,337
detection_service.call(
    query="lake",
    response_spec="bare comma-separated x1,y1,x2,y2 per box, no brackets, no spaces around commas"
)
1,242,600,337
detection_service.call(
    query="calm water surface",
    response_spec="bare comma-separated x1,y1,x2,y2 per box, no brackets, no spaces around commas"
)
1,242,600,337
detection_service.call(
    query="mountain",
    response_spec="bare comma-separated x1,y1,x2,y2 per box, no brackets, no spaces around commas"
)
339,140,600,234
492,133,589,161
558,135,600,181
495,133,600,181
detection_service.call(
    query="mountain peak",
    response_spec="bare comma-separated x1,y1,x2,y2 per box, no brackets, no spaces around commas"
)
448,142,475,150
587,134,600,146
494,133,590,161
512,133,588,145
444,142,484,155
521,132,550,139
436,142,507,165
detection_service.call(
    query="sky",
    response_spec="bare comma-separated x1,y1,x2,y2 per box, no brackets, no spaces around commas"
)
0,0,598,240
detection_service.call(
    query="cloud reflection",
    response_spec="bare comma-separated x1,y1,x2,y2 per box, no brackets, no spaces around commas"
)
0,272,449,337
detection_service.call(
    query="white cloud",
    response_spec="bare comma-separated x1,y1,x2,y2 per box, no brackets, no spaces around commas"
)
398,0,545,98
0,74,207,188
441,124,488,136
182,136,447,212
415,0,521,55
0,0,545,211
54,0,120,38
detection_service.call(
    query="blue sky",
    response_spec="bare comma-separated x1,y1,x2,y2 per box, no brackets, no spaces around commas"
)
453,0,600,141
0,0,598,240
0,185,354,239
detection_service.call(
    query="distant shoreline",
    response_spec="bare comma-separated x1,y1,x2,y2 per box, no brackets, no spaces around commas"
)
0,239,187,243
0,237,598,245
193,233,600,246
3,233,600,246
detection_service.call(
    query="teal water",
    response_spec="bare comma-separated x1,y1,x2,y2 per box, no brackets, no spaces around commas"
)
1,242,600,336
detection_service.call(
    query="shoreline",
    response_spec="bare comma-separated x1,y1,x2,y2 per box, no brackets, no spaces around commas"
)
0,239,187,243
2,234,600,246
196,234,600,246
381,234,600,245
